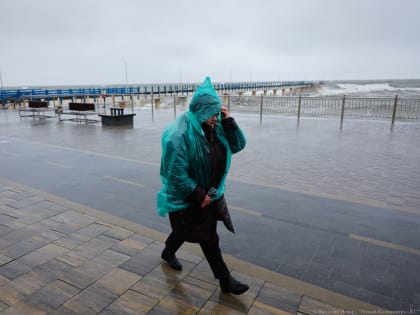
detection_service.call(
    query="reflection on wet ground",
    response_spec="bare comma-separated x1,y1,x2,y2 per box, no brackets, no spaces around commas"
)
2,108,420,214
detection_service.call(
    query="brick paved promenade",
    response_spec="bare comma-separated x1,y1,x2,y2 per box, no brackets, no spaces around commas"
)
0,178,379,314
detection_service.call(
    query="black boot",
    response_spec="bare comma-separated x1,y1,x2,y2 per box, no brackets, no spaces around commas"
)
161,248,182,271
220,275,249,295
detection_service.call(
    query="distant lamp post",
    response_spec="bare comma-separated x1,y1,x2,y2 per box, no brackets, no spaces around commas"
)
179,66,182,95
124,61,128,85
0,71,4,109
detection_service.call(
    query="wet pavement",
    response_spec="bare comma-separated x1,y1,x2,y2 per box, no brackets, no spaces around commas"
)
1,105,420,312
0,177,365,315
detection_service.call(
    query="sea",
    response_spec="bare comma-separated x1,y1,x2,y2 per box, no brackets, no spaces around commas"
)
314,79,420,98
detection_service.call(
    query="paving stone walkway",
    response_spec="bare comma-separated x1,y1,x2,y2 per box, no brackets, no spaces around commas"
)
0,178,383,315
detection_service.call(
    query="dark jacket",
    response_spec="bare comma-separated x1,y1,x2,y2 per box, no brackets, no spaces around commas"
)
168,195,233,243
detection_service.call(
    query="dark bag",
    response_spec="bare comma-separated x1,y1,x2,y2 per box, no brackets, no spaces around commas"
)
215,196,235,234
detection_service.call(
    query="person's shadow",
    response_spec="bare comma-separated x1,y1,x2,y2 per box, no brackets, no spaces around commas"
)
215,291,248,313
160,264,248,313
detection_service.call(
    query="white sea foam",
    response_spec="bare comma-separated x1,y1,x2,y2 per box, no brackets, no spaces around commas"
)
243,90,266,96
337,83,394,93
316,82,420,97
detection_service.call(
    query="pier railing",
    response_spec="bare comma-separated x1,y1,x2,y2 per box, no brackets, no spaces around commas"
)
0,80,319,106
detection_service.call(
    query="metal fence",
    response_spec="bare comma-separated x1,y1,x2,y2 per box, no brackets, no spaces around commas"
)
5,91,420,128
225,95,420,127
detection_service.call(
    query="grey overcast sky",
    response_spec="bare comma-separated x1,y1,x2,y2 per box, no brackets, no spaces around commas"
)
1,0,419,87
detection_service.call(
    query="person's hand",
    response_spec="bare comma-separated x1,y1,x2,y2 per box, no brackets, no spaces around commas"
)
201,195,212,208
221,106,230,120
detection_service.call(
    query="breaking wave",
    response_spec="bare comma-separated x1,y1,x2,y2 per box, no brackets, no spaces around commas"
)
316,81,420,97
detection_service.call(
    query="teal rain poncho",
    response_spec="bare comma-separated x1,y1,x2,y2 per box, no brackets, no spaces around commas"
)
157,77,246,217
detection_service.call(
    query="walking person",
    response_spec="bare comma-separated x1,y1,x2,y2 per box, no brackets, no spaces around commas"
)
157,77,249,295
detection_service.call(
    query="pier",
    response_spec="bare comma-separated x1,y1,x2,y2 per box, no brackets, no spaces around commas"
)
0,81,319,107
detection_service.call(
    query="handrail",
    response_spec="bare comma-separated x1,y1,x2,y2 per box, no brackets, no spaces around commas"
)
226,95,420,123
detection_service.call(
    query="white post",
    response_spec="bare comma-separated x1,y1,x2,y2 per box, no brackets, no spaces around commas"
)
124,61,128,85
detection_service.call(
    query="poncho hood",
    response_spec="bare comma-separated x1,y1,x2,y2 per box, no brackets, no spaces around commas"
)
189,76,221,123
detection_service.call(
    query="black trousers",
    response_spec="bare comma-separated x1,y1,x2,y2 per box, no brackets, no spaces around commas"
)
164,224,230,280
